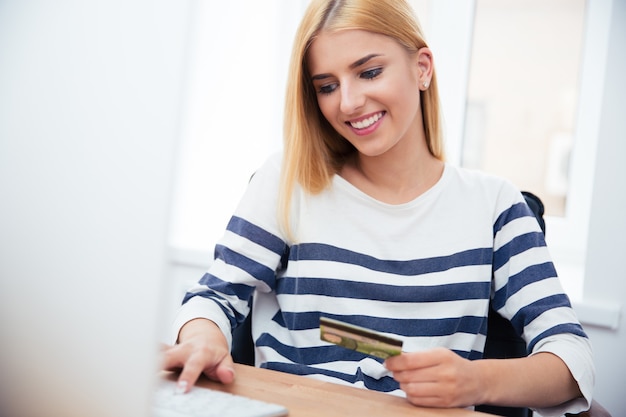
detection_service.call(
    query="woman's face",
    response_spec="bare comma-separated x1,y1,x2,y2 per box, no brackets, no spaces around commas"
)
307,29,430,158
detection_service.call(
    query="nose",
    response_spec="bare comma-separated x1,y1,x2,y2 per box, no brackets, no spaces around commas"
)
339,81,365,115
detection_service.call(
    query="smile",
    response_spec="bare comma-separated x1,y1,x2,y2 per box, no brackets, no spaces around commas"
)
348,112,385,130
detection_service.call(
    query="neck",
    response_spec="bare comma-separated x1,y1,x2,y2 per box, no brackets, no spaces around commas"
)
342,149,444,205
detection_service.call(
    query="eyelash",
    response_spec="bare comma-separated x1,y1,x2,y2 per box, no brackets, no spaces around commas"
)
318,84,337,95
361,67,383,80
317,67,384,95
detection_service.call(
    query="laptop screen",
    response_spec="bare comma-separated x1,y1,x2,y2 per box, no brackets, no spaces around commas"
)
0,1,191,416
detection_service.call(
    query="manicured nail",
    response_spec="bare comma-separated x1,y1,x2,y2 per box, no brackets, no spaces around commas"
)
175,380,188,395
220,366,235,383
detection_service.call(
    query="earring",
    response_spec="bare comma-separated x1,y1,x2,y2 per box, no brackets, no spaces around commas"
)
423,81,429,89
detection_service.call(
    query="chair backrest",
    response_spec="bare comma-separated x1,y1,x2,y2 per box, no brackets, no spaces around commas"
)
231,303,255,366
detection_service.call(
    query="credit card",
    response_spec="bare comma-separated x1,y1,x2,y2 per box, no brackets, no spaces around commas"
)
319,317,403,359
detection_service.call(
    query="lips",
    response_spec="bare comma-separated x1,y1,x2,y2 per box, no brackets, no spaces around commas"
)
347,111,385,130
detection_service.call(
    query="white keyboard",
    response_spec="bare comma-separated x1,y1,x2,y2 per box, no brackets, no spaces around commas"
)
153,380,288,417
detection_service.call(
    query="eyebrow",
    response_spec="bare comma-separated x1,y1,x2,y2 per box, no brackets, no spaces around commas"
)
311,53,382,81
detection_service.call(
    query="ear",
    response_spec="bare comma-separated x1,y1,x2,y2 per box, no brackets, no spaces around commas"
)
416,47,433,91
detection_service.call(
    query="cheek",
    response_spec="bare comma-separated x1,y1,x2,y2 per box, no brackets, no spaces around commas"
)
316,97,339,126
390,76,418,100
389,79,421,116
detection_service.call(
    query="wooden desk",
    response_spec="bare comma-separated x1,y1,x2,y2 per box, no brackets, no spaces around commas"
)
162,363,489,417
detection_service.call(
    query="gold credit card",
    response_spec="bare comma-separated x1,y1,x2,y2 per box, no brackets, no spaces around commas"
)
319,317,403,359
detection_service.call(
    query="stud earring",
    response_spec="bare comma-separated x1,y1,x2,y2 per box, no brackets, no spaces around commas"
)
423,81,429,89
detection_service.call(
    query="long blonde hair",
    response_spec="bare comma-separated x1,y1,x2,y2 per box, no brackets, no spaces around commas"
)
280,0,444,238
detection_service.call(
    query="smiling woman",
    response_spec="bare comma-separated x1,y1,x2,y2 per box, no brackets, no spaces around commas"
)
304,29,442,206
164,0,594,415
307,30,425,150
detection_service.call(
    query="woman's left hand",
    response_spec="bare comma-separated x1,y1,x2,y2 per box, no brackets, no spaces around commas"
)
384,347,484,408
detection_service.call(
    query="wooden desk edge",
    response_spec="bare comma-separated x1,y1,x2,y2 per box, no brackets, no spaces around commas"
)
161,364,489,417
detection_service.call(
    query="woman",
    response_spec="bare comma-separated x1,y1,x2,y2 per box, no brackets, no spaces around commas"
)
163,0,594,414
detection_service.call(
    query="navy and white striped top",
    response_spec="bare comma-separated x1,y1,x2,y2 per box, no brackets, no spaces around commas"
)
174,153,593,415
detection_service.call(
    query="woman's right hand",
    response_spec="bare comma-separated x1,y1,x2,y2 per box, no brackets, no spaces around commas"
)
161,318,236,393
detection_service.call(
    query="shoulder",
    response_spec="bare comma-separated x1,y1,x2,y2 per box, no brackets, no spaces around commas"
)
444,164,524,205
441,165,531,231
234,152,283,210
243,152,283,196
251,151,282,180
445,164,515,189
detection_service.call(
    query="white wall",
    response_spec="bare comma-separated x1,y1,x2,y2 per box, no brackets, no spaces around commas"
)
579,0,626,413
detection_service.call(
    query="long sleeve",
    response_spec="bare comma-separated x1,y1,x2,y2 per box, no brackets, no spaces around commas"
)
170,153,288,347
490,186,594,415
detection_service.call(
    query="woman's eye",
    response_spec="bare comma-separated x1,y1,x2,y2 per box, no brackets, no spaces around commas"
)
318,83,337,95
361,67,383,80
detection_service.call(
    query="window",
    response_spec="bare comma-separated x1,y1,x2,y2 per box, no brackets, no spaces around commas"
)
463,0,587,218
168,1,308,256
170,1,609,302
421,0,607,300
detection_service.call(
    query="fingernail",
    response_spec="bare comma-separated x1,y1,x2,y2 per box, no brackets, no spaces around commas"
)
175,380,188,395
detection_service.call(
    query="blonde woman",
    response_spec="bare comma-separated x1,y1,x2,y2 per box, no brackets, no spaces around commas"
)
163,0,594,414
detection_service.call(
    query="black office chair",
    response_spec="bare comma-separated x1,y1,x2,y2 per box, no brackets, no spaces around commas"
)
475,191,544,417
230,191,610,417
231,304,255,366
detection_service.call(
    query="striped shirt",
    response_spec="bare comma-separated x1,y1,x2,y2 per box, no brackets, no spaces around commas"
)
174,153,593,416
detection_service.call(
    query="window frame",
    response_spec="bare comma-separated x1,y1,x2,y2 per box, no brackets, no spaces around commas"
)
425,0,612,302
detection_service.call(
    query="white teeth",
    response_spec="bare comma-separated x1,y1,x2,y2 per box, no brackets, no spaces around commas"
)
350,112,382,129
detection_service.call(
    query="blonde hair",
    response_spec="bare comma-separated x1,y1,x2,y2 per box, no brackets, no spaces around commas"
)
280,0,444,238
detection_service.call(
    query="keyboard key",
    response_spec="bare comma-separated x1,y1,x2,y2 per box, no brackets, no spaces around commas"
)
153,380,288,417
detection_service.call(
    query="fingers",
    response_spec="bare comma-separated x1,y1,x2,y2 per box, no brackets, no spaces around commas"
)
176,346,211,392
399,379,470,408
385,347,447,373
161,342,236,394
161,343,187,372
214,354,236,384
399,381,445,408
384,348,477,408
159,318,237,393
